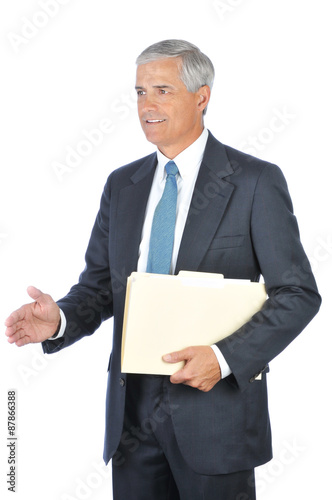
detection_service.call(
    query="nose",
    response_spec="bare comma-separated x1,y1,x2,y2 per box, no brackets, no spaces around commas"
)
140,93,158,114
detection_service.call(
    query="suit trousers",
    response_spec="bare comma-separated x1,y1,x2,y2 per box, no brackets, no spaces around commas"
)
112,374,256,500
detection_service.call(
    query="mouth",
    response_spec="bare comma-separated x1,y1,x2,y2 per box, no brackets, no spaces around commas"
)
145,119,166,124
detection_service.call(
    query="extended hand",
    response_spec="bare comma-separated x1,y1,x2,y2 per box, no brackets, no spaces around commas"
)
163,346,221,392
5,286,60,347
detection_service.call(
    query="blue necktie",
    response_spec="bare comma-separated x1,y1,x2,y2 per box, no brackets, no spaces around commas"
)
146,161,179,274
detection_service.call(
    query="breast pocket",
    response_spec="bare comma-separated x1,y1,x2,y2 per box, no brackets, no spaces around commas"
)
208,234,245,250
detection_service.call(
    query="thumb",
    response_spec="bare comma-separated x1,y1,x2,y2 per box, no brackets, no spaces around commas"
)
27,286,46,302
163,348,190,364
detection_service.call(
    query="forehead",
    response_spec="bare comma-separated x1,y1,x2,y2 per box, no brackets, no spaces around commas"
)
136,57,184,86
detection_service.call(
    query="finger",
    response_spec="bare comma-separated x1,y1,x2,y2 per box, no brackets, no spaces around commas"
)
170,368,187,385
5,325,18,337
6,332,17,343
5,319,27,343
27,286,55,310
27,286,44,302
15,335,31,347
6,328,25,343
163,348,191,364
4,307,26,328
5,287,43,328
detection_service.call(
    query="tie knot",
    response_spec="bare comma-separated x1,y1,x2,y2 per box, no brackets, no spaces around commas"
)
165,161,178,177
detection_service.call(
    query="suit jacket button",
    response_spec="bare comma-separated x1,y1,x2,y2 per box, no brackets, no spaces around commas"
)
119,378,125,387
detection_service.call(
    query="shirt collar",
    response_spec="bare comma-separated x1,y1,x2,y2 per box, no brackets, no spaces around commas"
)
156,128,209,180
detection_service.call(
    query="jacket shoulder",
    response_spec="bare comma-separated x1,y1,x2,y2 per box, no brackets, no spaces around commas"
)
107,152,156,184
207,132,285,188
207,131,277,172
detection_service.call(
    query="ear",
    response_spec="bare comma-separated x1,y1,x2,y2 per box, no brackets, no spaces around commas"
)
197,85,211,113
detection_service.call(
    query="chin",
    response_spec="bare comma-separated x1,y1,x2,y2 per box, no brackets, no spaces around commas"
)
143,130,164,146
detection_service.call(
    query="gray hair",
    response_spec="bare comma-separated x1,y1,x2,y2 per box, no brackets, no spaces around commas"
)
136,39,215,115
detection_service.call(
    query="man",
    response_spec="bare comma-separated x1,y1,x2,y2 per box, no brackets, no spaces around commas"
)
5,40,321,499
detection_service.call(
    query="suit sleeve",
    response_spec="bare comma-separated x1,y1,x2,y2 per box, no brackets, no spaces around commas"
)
42,175,114,354
217,163,321,391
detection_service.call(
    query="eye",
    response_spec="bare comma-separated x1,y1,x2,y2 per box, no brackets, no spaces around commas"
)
136,90,146,96
159,89,168,94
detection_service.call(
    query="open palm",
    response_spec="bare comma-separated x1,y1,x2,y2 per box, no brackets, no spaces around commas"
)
5,286,60,347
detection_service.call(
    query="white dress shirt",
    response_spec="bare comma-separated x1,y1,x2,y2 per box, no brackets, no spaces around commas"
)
51,128,231,378
137,129,208,274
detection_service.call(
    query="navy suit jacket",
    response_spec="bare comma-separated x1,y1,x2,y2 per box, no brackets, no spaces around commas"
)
42,131,321,474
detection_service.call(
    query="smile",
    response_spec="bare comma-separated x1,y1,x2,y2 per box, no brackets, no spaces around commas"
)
145,119,166,124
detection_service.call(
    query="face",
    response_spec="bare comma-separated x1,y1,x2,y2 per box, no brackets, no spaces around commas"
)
135,58,210,158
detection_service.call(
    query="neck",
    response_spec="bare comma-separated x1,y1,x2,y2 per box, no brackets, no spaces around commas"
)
159,129,205,159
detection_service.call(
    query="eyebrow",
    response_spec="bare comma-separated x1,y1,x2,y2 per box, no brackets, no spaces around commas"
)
135,85,175,90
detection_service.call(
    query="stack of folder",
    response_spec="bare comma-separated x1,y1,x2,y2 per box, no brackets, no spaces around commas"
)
121,271,267,375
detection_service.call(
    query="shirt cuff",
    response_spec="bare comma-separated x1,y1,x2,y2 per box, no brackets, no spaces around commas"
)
210,345,232,379
49,309,66,340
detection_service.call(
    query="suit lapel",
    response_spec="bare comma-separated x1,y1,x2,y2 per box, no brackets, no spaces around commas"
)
115,153,157,275
115,133,236,276
175,133,235,273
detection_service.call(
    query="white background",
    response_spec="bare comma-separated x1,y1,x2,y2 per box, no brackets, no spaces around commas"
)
0,0,331,499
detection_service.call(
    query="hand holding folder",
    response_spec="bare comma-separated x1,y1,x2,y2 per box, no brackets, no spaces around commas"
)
121,271,267,375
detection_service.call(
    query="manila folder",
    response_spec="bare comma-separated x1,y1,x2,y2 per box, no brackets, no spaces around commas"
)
121,271,267,375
